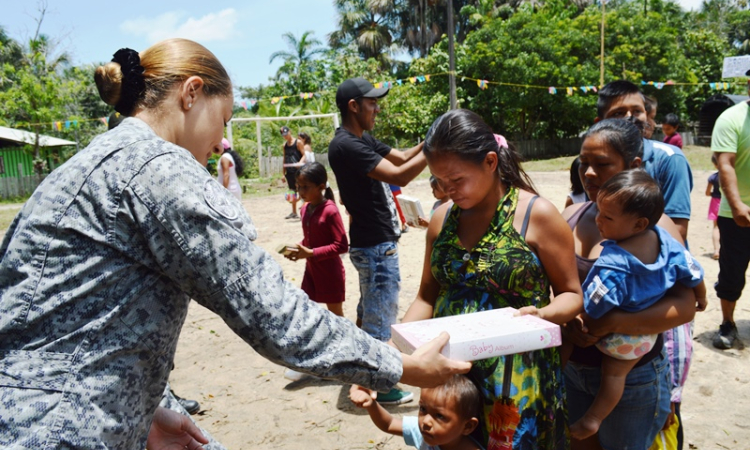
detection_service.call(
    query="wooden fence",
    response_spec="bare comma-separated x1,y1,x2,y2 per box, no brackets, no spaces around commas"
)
511,138,584,160
0,174,46,199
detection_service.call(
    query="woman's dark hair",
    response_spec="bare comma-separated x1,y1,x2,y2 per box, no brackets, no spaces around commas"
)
424,109,537,195
298,132,311,145
569,157,585,195
296,162,334,201
224,149,244,177
598,170,664,229
584,119,644,166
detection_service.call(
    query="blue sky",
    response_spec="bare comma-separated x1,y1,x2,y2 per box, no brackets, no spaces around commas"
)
2,0,705,96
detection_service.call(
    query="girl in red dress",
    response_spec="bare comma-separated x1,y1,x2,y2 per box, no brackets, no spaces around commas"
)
286,162,348,317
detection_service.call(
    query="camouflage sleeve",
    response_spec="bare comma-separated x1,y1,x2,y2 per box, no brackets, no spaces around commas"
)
120,153,402,392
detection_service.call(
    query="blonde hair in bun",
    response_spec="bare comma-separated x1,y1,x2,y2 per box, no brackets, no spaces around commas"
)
94,39,231,116
94,62,124,107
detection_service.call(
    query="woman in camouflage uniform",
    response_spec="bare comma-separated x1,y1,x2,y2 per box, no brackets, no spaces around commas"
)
0,39,468,450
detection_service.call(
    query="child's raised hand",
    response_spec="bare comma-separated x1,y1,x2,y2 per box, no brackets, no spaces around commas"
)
349,384,377,408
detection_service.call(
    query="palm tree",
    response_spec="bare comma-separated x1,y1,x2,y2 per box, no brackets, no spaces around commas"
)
269,30,326,67
329,0,400,70
269,31,326,92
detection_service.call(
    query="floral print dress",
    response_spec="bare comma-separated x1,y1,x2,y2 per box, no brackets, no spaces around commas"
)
431,186,568,450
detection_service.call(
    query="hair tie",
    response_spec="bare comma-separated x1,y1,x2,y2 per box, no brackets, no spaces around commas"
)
112,48,145,116
494,133,508,149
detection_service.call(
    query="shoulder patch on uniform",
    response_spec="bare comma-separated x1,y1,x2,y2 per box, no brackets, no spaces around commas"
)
204,179,239,221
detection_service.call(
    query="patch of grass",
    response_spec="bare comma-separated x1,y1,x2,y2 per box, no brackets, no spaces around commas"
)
0,208,21,232
522,155,577,172
682,145,714,171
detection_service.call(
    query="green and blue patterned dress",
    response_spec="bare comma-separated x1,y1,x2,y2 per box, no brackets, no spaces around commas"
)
431,186,568,450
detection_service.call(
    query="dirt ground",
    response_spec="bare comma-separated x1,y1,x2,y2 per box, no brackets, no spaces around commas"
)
170,169,750,450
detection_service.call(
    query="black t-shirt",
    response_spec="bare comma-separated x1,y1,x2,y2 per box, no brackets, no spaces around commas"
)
284,139,302,166
328,127,400,248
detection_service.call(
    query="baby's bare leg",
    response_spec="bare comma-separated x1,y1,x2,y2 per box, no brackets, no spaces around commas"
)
570,355,641,440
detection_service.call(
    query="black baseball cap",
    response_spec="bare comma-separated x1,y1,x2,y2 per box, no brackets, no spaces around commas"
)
335,77,389,110
280,126,290,135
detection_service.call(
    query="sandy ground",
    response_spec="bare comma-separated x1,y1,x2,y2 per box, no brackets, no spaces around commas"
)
170,169,750,450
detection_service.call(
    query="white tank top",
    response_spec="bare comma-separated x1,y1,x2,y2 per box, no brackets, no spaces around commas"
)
217,152,242,200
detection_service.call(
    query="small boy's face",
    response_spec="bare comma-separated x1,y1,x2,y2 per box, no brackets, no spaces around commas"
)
418,388,477,447
661,123,677,136
595,194,648,242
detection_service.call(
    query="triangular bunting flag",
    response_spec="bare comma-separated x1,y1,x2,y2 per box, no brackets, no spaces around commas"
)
548,87,557,94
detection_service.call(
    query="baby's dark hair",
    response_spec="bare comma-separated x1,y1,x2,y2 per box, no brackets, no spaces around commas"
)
296,162,334,201
429,175,440,189
427,374,482,421
664,113,680,127
570,157,584,195
597,170,664,229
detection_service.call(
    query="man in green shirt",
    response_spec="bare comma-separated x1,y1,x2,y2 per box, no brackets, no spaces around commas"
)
711,71,750,349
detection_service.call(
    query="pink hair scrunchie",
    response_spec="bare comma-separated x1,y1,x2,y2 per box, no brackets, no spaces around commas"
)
494,133,508,149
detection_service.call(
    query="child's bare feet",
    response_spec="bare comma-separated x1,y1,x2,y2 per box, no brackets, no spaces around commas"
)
712,252,720,260
570,415,602,440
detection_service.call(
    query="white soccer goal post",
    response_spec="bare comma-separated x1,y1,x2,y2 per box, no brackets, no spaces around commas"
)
226,113,340,177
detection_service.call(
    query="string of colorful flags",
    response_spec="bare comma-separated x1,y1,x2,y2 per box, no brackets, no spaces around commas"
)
13,73,746,129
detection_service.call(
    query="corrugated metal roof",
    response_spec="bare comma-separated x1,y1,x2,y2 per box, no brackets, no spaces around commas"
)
0,126,76,147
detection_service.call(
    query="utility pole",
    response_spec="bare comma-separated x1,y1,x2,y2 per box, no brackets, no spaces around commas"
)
600,0,605,88
448,0,457,109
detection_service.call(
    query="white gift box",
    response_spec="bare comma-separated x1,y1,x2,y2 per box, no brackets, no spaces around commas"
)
395,195,427,228
391,307,562,361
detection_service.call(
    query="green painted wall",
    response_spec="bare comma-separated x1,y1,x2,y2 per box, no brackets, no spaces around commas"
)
0,148,35,178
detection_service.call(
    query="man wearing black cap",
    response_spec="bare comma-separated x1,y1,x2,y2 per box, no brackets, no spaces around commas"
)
329,77,426,405
710,70,750,350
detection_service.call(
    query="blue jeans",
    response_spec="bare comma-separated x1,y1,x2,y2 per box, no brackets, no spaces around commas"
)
349,241,400,341
565,349,671,450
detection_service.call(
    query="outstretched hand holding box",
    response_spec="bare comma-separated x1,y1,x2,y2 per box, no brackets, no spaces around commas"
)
391,307,562,362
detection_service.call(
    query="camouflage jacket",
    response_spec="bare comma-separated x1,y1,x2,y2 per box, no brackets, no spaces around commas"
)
0,118,401,449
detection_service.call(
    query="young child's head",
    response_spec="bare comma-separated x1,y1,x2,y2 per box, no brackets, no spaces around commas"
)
417,375,481,447
296,162,334,203
430,175,448,201
711,153,718,168
595,170,664,241
662,113,680,137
